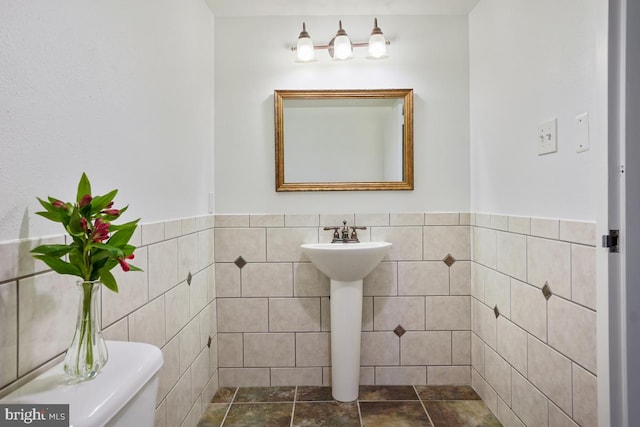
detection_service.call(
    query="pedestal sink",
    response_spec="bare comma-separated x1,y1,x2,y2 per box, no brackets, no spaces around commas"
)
300,242,392,402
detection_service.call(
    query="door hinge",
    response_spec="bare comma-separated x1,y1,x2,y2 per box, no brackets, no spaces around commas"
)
602,229,620,253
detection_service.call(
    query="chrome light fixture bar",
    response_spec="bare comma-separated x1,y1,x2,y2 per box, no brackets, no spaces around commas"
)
292,19,390,62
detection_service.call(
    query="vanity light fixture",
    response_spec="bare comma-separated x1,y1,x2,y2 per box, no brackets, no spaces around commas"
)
292,18,390,62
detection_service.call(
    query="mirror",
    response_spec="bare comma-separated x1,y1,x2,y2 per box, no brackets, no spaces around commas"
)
275,89,413,191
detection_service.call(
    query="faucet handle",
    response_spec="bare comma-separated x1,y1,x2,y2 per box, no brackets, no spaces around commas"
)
349,225,366,241
323,226,340,240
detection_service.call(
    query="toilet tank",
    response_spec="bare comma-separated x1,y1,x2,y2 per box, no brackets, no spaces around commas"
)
1,341,163,427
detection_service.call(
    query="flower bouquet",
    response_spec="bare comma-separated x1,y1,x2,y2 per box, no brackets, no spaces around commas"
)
31,173,141,379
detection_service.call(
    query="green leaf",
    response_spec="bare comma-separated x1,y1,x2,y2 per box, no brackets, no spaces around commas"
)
127,263,143,272
99,268,118,293
103,259,118,271
33,255,83,278
90,242,124,258
90,189,118,213
35,210,63,223
37,197,56,213
76,173,91,204
108,219,140,231
67,208,85,235
68,249,87,277
31,244,73,257
122,244,136,257
90,248,112,264
36,198,66,223
107,226,137,248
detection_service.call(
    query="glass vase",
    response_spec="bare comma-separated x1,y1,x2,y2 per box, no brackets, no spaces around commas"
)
64,280,108,380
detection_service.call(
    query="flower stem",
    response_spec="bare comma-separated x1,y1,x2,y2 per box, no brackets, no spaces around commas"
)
81,281,94,368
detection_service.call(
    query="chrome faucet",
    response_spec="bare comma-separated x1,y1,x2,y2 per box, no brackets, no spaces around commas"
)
324,220,366,243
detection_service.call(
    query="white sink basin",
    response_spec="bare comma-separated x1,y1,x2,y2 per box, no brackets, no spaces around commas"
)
301,242,392,282
300,240,391,402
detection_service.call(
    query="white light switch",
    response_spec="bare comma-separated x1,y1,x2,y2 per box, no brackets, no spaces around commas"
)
537,118,558,155
576,112,590,153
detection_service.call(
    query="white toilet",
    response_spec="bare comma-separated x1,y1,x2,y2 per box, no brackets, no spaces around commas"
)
1,341,163,427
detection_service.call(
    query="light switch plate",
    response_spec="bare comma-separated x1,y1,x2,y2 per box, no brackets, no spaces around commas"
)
576,112,590,153
537,118,557,155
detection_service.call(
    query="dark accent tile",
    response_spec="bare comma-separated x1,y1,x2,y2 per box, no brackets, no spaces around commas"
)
187,271,193,285
197,403,228,427
234,386,296,403
234,256,247,269
424,400,502,427
393,324,406,337
542,282,552,300
494,305,500,318
223,403,293,427
360,401,432,427
297,386,334,401
416,385,481,401
443,254,456,267
359,385,418,401
210,387,237,403
207,335,212,348
293,402,360,427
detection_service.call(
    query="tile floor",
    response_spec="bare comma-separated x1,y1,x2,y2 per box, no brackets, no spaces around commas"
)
197,385,502,427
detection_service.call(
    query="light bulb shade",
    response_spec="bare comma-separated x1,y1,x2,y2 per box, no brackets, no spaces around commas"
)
333,35,352,59
368,18,388,59
295,22,316,62
368,33,387,58
332,20,353,60
296,36,316,62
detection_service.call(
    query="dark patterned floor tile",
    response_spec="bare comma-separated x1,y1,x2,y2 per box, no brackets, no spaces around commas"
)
234,386,296,403
210,387,237,403
223,403,293,427
360,401,433,427
359,385,419,401
425,400,502,427
416,385,481,401
293,402,360,426
297,386,335,401
197,404,229,427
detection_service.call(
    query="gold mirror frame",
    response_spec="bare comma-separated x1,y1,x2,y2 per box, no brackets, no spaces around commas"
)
275,89,414,191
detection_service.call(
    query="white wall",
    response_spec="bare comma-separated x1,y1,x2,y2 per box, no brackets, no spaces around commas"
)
0,0,215,242
469,0,607,221
214,15,470,214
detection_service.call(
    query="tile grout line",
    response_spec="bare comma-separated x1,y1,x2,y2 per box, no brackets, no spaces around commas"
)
289,385,297,427
357,398,364,427
413,385,436,427
218,387,239,427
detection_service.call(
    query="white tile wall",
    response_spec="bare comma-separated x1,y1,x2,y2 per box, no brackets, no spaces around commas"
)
0,211,585,425
0,214,218,427
0,282,17,386
471,213,597,427
214,213,473,390
18,272,77,376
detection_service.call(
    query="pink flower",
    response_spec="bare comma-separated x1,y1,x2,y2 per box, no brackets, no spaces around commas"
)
80,218,88,231
117,257,131,272
52,200,66,209
79,194,92,208
102,209,120,216
92,218,110,242
106,201,114,209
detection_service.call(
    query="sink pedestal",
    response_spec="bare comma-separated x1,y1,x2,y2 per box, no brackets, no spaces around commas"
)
330,280,363,402
299,241,392,403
